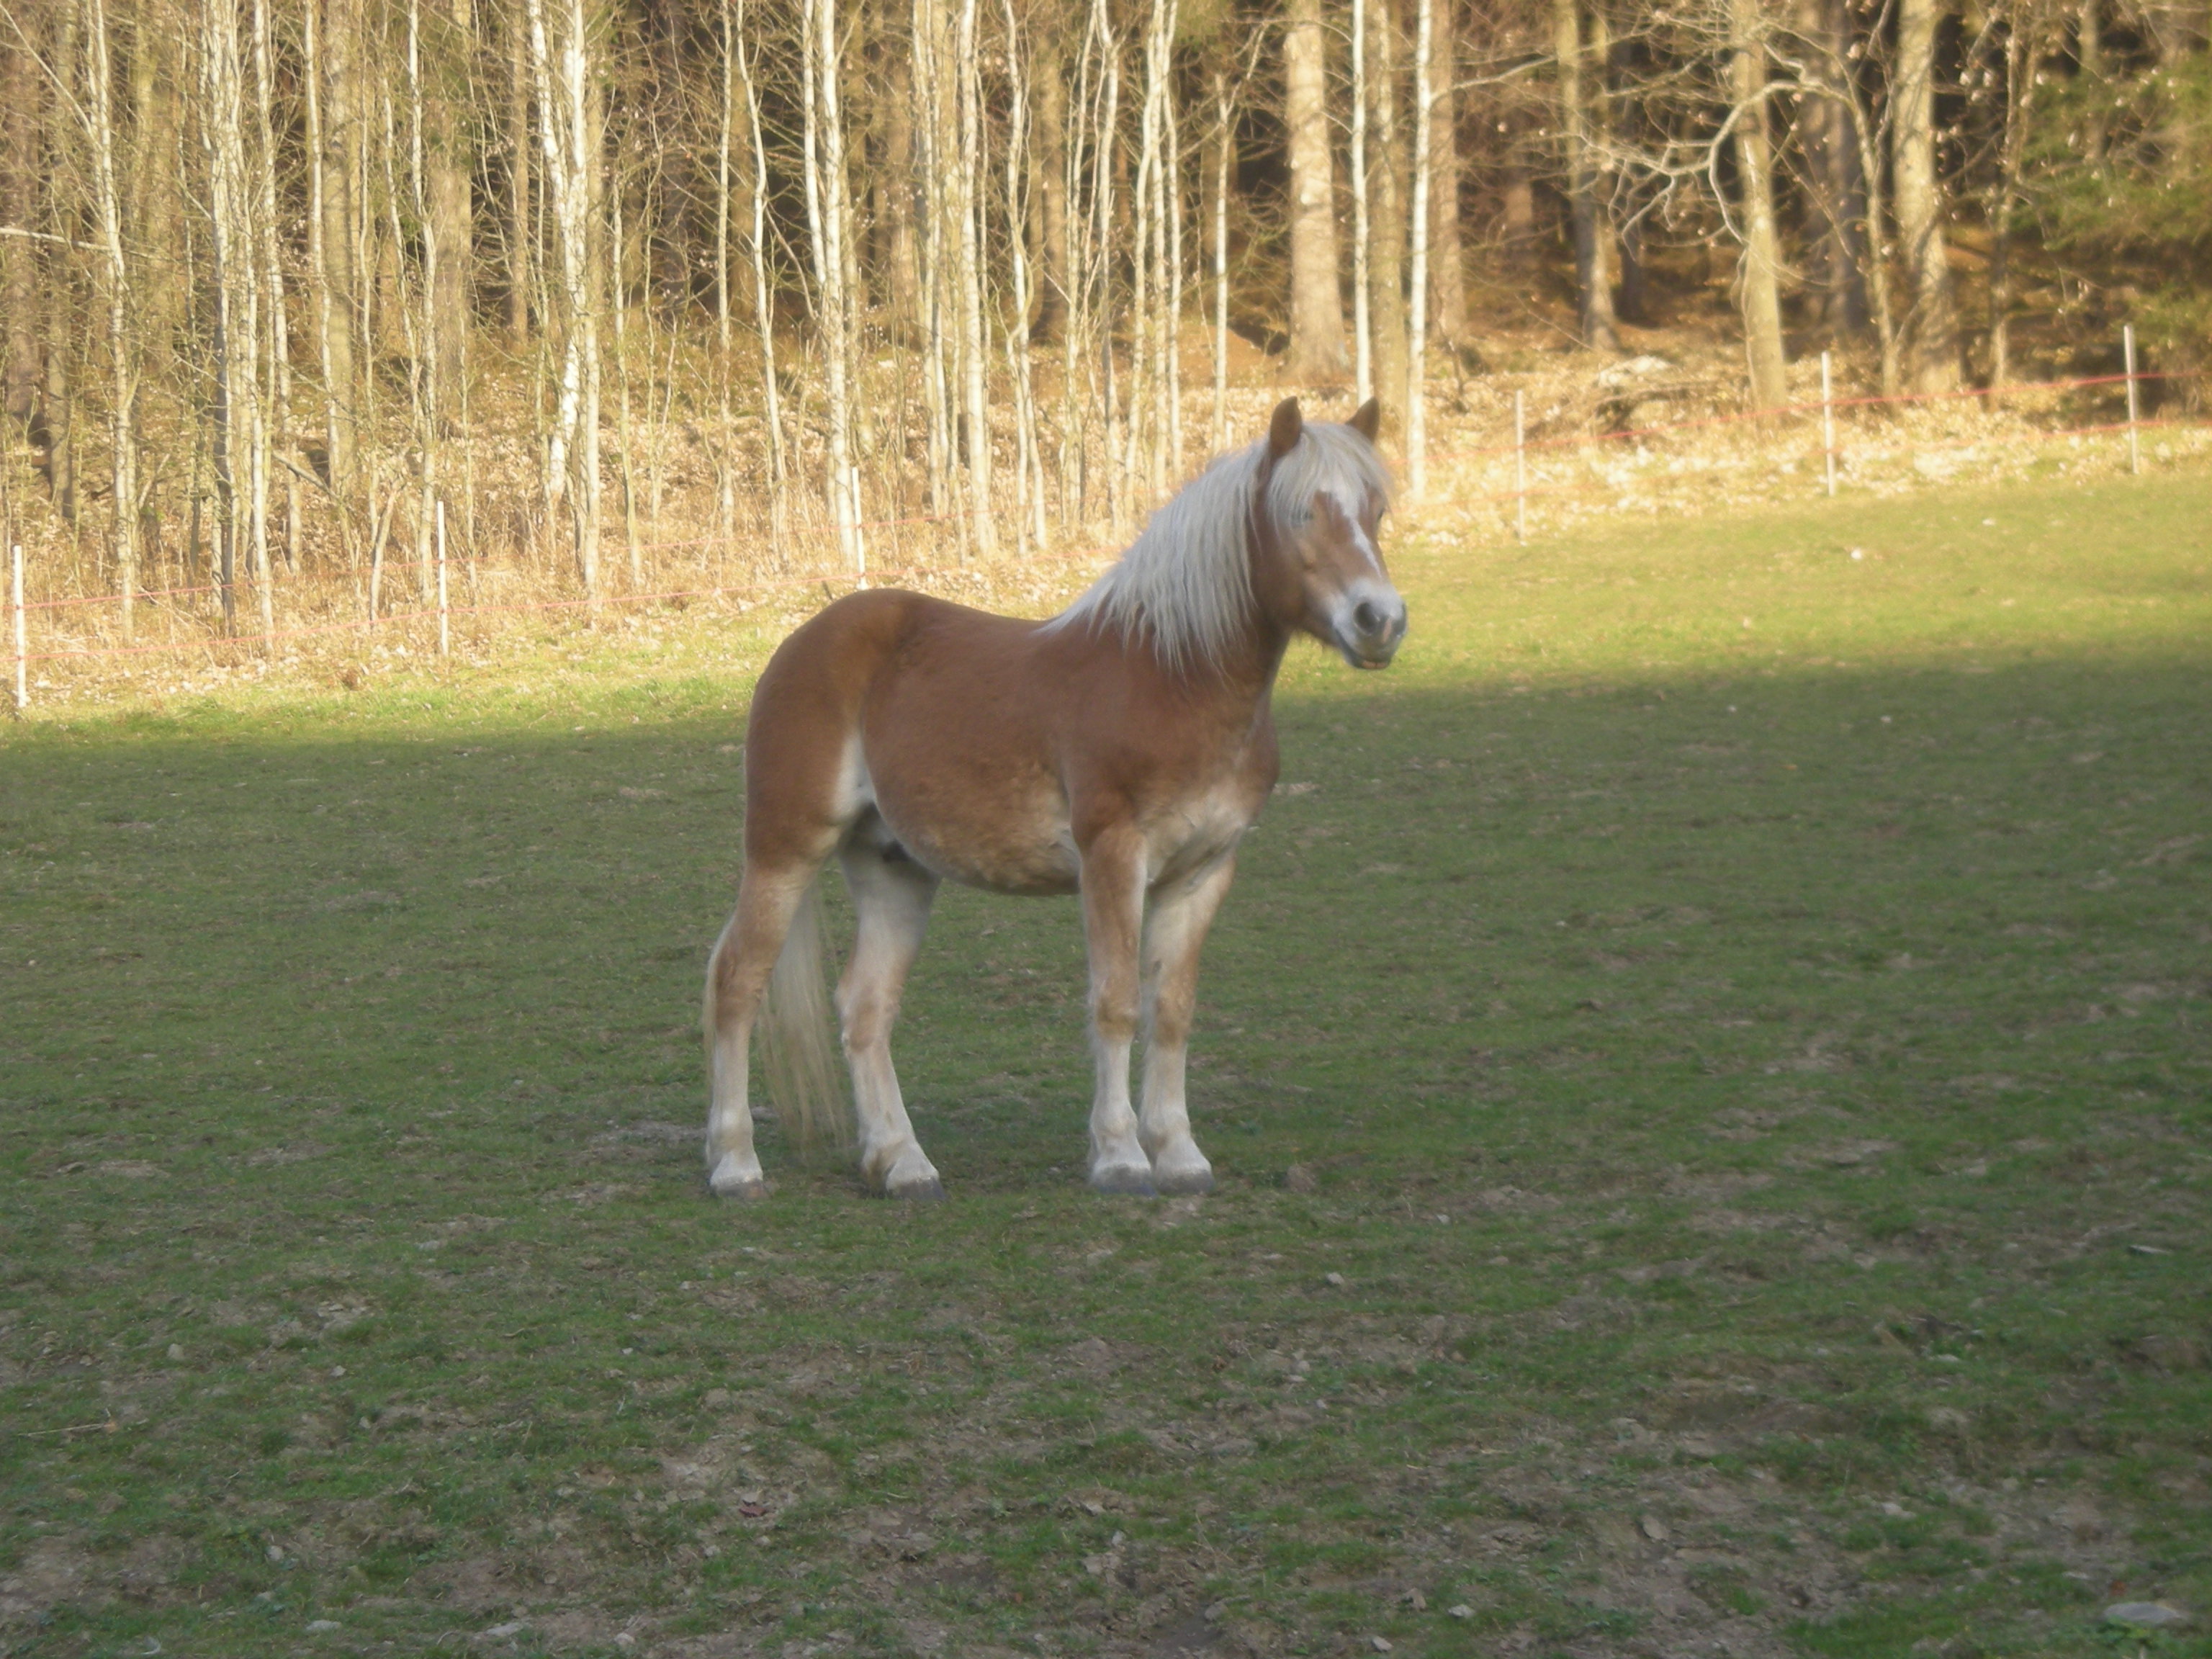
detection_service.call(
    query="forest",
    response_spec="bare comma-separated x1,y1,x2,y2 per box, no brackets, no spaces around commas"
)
0,0,2205,635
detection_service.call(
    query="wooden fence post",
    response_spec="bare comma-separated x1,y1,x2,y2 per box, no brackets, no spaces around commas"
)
1821,351,1837,498
436,499,450,660
11,544,24,715
1514,390,1527,544
2123,324,2140,477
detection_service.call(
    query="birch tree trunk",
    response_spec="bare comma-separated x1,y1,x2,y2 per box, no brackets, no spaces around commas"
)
1894,0,1959,392
1283,0,1346,380
1730,0,1789,409
526,0,603,598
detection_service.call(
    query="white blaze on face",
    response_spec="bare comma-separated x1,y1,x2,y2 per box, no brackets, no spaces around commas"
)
1328,487,1385,573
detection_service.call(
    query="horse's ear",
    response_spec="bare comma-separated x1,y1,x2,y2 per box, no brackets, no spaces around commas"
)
1349,398,1382,443
1267,397,1303,457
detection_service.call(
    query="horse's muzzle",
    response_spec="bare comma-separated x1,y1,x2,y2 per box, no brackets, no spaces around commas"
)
1335,588,1408,669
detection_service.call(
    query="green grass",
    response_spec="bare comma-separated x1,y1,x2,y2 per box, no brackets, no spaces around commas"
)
3,469,2209,1658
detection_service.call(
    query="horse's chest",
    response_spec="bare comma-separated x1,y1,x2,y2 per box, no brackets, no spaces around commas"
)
1142,778,1260,883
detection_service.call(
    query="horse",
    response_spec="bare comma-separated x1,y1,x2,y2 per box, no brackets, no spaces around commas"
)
702,397,1406,1200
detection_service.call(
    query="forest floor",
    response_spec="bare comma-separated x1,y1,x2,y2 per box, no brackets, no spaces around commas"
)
2,463,2210,1658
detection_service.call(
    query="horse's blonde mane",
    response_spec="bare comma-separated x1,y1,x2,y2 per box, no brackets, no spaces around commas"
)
1047,421,1393,673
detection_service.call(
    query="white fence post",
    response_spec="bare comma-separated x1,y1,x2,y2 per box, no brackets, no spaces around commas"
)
1514,389,1527,544
436,499,450,660
1820,351,1837,498
11,543,24,716
2123,324,2140,477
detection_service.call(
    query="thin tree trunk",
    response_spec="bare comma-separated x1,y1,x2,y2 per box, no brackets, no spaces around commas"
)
953,0,991,554
1033,28,1071,342
1553,0,1618,349
1000,0,1046,551
318,0,360,505
1730,0,1789,409
507,0,533,340
127,1,184,416
1987,6,2042,390
426,0,474,440
526,0,602,598
1429,0,1465,344
1369,0,1410,426
1408,0,1433,493
1894,0,1959,392
1283,0,1346,380
881,47,922,344
1791,0,1868,333
83,0,139,633
251,0,298,575
1351,0,1373,402
44,2,81,530
0,33,37,428
733,0,788,529
1210,68,1233,454
205,0,261,636
805,0,865,570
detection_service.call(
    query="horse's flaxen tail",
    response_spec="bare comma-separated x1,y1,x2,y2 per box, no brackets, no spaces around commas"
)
756,878,853,1161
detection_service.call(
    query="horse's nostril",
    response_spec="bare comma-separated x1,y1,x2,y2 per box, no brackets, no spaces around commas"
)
1354,601,1384,636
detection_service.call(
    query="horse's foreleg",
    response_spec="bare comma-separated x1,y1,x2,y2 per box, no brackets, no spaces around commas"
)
703,865,819,1199
1079,827,1155,1195
1138,853,1235,1197
836,837,945,1200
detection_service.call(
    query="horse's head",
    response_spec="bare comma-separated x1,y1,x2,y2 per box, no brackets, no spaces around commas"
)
1255,397,1407,670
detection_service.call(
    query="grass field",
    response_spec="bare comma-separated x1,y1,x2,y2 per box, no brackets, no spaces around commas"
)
3,467,2208,1659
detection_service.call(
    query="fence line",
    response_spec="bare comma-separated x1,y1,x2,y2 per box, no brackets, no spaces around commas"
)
8,362,2203,701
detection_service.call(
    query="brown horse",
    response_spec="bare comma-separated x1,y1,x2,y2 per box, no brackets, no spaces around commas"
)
703,397,1405,1200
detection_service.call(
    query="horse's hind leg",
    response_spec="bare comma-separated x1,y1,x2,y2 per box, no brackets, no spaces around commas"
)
704,861,820,1198
1136,853,1235,1196
836,824,945,1200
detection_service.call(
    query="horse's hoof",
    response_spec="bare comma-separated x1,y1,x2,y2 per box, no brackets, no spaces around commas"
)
1153,1167,1215,1197
708,1156,770,1200
888,1176,948,1202
1089,1165,1158,1198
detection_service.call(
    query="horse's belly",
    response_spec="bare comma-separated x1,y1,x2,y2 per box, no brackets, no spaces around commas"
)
876,784,1080,896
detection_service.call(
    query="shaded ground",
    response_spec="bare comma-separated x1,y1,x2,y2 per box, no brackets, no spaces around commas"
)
2,470,2208,1657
